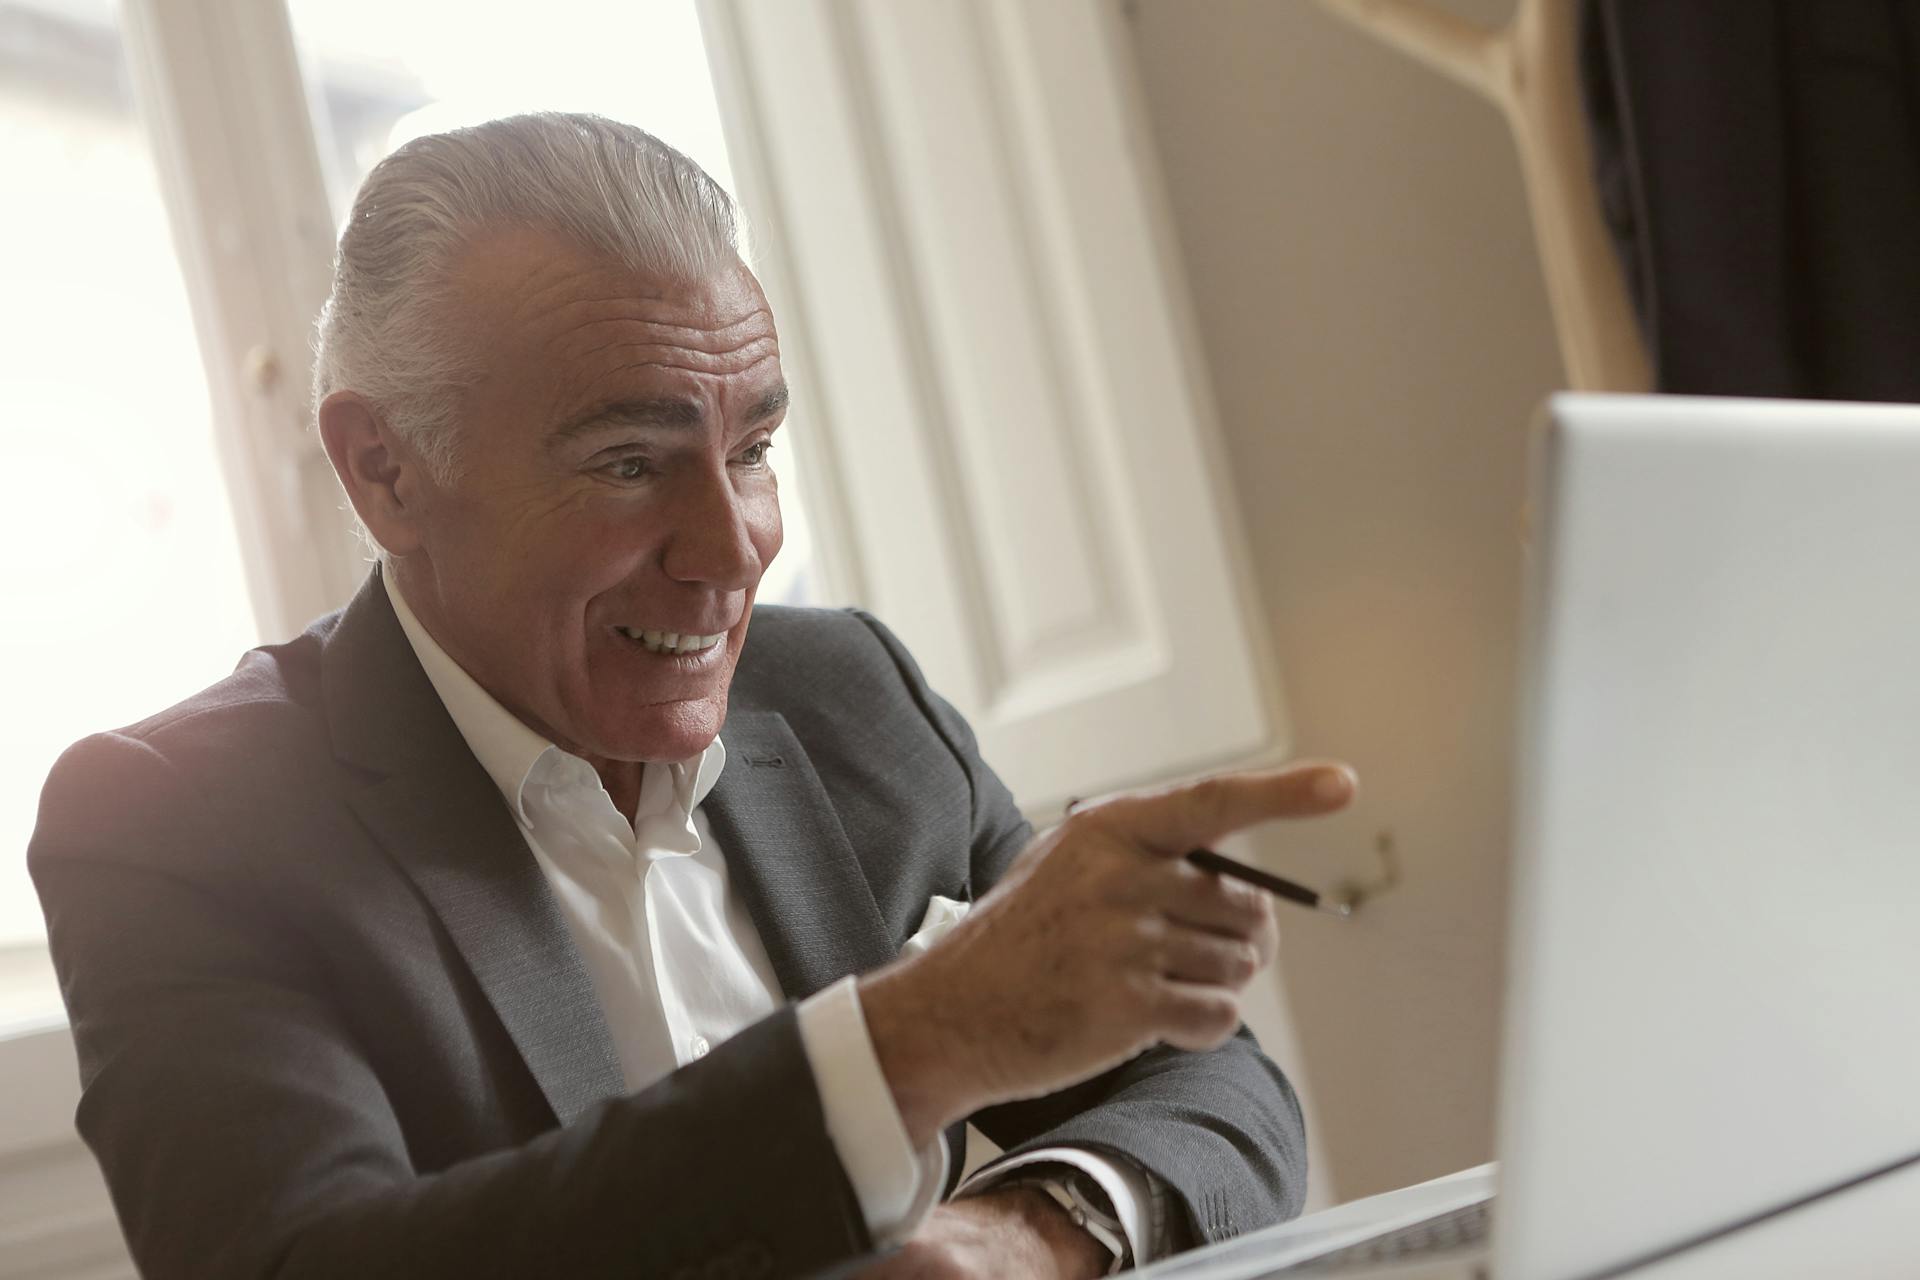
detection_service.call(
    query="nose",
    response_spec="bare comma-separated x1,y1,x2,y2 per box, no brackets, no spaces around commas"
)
661,461,770,591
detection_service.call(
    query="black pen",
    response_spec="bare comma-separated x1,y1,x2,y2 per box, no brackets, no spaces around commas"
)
1063,796,1352,919
1186,848,1352,919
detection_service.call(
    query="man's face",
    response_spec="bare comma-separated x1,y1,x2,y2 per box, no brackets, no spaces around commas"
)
395,228,784,766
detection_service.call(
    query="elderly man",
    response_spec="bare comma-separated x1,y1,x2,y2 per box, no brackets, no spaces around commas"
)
31,113,1353,1279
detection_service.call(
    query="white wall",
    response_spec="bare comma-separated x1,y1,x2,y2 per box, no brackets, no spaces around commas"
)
1128,0,1565,1200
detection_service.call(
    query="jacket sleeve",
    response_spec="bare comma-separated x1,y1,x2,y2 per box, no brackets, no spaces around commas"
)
850,609,1310,1246
31,729,871,1280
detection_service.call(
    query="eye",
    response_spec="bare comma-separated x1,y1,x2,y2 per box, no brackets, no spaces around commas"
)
601,455,653,481
736,440,775,467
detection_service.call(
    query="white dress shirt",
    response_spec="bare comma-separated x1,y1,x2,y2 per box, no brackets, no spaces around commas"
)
383,569,1153,1258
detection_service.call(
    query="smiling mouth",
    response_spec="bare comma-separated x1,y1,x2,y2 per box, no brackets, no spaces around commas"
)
614,626,727,656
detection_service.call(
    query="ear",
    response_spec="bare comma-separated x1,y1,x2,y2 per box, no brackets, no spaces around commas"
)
316,391,430,557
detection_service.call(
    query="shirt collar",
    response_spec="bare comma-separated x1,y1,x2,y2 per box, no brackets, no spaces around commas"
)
381,565,724,825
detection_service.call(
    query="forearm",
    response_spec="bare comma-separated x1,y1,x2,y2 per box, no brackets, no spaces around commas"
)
969,1027,1309,1246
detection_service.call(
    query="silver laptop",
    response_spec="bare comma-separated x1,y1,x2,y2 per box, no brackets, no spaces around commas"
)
1139,394,1920,1279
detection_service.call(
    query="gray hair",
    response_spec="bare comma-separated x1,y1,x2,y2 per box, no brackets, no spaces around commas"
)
312,112,740,482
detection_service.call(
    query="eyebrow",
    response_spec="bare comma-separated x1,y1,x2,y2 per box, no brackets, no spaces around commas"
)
551,383,790,443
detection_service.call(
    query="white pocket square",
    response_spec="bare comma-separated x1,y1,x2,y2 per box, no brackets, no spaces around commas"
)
901,893,971,957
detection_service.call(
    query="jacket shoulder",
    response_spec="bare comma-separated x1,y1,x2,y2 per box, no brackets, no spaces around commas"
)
114,623,331,757
730,605,904,694
34,617,339,851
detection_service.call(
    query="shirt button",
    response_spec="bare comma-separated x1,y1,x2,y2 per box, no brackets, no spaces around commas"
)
690,1035,710,1059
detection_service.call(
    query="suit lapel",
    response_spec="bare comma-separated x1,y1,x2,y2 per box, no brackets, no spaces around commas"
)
323,572,626,1127
703,710,896,1000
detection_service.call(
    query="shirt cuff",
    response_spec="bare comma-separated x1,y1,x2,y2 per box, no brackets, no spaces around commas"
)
956,1146,1157,1265
796,975,949,1244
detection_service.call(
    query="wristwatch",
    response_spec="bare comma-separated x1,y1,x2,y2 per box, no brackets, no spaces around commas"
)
1011,1169,1130,1275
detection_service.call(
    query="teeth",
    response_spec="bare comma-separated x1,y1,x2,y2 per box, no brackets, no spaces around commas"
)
617,626,726,655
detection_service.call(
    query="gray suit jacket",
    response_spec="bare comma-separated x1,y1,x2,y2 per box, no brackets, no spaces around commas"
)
31,571,1307,1279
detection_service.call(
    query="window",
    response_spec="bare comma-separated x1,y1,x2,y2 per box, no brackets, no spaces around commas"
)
0,0,259,951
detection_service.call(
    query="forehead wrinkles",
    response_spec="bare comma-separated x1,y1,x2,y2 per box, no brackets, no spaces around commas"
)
557,308,777,368
510,252,657,317
546,289,779,407
512,261,777,366
571,345,782,411
472,244,781,416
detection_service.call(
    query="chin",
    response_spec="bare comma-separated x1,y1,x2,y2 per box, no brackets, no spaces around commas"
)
599,698,727,763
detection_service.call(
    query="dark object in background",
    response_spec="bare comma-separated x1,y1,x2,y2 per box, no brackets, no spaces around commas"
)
1581,0,1920,402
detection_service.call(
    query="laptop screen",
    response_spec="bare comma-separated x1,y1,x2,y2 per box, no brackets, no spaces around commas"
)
1496,394,1920,1278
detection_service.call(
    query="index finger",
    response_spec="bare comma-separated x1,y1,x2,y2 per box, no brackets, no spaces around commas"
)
1074,759,1358,855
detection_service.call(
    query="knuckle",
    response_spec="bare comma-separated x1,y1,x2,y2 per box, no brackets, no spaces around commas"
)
1187,777,1231,829
1123,969,1162,1015
1167,858,1208,891
1161,989,1240,1050
1194,867,1244,904
1226,878,1266,916
1047,813,1103,868
1232,941,1259,983
1067,804,1132,848
1132,913,1169,953
1150,981,1188,1023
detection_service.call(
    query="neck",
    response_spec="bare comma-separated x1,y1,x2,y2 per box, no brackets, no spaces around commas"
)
584,756,647,824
